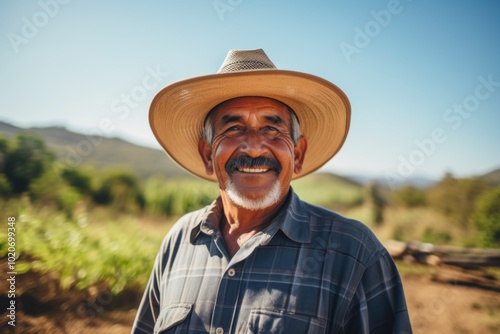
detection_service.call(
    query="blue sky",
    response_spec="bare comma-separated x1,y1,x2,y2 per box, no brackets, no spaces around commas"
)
1,0,499,182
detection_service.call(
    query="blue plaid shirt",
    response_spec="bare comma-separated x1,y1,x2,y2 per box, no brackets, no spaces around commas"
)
132,190,411,333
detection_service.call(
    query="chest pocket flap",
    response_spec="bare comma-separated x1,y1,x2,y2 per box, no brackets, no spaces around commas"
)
154,303,192,334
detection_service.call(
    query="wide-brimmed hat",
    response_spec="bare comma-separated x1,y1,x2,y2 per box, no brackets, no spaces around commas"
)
150,49,351,182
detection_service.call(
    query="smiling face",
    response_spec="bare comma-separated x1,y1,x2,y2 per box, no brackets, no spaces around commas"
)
198,97,307,210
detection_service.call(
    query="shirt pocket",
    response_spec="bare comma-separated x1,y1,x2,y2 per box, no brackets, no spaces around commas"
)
154,303,193,334
246,309,327,334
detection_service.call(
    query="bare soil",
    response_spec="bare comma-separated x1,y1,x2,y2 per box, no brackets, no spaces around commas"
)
1,264,499,334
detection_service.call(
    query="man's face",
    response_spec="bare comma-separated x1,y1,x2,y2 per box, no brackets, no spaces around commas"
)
199,97,307,210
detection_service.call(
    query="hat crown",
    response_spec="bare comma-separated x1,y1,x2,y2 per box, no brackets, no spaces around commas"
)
217,49,277,73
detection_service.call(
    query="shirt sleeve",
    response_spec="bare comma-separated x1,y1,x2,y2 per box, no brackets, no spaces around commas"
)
342,250,412,334
131,250,163,334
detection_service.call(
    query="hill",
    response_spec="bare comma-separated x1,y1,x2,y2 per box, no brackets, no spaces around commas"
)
2,121,497,189
480,168,500,187
0,121,192,179
291,172,364,210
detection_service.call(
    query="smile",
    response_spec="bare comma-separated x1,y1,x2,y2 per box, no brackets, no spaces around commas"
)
226,155,282,175
237,167,270,173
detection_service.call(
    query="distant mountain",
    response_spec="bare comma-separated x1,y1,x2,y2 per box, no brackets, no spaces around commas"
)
345,174,437,189
479,168,500,187
1,121,497,187
0,121,192,179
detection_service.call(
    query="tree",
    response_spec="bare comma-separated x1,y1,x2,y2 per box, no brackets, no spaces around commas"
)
393,184,426,208
0,136,11,196
365,182,386,225
93,169,145,213
0,136,8,170
428,173,487,227
473,187,500,248
29,170,82,216
60,167,91,195
4,134,54,194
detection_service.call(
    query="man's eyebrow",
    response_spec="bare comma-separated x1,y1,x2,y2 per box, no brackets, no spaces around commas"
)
264,115,285,125
220,115,242,125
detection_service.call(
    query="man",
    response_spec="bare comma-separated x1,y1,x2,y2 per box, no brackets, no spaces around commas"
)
132,49,412,333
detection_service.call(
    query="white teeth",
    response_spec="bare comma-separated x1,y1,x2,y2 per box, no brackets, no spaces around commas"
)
238,167,269,173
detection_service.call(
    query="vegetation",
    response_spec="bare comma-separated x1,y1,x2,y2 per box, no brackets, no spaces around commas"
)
473,187,500,247
0,133,498,300
291,172,363,210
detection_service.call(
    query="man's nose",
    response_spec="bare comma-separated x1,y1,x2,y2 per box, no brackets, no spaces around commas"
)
240,129,267,157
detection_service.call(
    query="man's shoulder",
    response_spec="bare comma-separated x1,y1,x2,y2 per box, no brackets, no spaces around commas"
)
159,203,213,246
299,199,386,264
175,205,212,228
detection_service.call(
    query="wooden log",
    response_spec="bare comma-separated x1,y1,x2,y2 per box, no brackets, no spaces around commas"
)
386,240,500,268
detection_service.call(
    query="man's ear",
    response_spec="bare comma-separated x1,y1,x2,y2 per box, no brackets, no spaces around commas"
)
198,139,214,175
293,136,307,174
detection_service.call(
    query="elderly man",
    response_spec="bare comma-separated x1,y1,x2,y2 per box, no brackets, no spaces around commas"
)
132,49,411,333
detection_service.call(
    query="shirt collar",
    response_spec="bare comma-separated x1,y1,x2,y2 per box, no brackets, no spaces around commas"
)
190,188,311,244
189,197,223,243
275,189,311,243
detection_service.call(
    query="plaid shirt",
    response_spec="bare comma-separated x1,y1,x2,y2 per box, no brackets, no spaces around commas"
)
132,190,411,334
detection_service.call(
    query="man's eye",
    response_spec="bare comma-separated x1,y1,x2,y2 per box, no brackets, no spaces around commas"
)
263,126,278,132
225,126,243,133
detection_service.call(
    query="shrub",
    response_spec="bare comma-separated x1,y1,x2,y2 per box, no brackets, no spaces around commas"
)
93,169,145,213
393,185,426,208
427,173,487,227
473,187,500,248
143,177,218,217
3,134,54,194
3,209,161,295
0,173,12,196
421,227,452,244
60,167,92,195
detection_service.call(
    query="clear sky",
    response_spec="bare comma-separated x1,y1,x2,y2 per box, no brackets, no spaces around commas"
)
1,0,499,183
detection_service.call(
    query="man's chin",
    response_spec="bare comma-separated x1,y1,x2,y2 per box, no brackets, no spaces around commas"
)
225,179,282,211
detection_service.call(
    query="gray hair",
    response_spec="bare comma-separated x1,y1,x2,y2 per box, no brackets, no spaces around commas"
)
202,106,301,145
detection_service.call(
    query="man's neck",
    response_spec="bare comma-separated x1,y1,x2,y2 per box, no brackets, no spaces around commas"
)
219,189,290,258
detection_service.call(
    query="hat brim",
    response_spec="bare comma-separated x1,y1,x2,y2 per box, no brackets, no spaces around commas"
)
149,69,351,182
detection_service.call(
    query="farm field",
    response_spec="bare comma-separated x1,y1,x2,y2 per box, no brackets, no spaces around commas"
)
1,209,500,333
2,245,500,333
1,134,499,333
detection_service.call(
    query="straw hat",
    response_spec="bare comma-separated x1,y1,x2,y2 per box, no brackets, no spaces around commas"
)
149,49,351,182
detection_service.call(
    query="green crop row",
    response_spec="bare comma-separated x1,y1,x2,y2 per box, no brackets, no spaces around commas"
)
1,201,167,295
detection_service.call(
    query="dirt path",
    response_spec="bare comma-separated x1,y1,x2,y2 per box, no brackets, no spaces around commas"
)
2,267,499,333
403,270,500,333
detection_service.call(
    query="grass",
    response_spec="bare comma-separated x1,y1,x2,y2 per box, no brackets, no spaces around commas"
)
395,260,439,277
0,198,172,295
292,172,363,210
362,206,477,245
0,176,494,300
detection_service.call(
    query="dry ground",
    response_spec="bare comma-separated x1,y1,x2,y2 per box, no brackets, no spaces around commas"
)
1,264,499,333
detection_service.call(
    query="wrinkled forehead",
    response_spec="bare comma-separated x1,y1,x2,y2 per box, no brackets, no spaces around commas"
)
205,96,295,126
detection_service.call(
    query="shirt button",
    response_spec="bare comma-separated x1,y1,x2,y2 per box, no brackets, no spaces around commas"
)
227,268,236,277
216,327,224,334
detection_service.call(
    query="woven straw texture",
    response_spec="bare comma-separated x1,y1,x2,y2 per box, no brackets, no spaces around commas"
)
149,49,351,182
